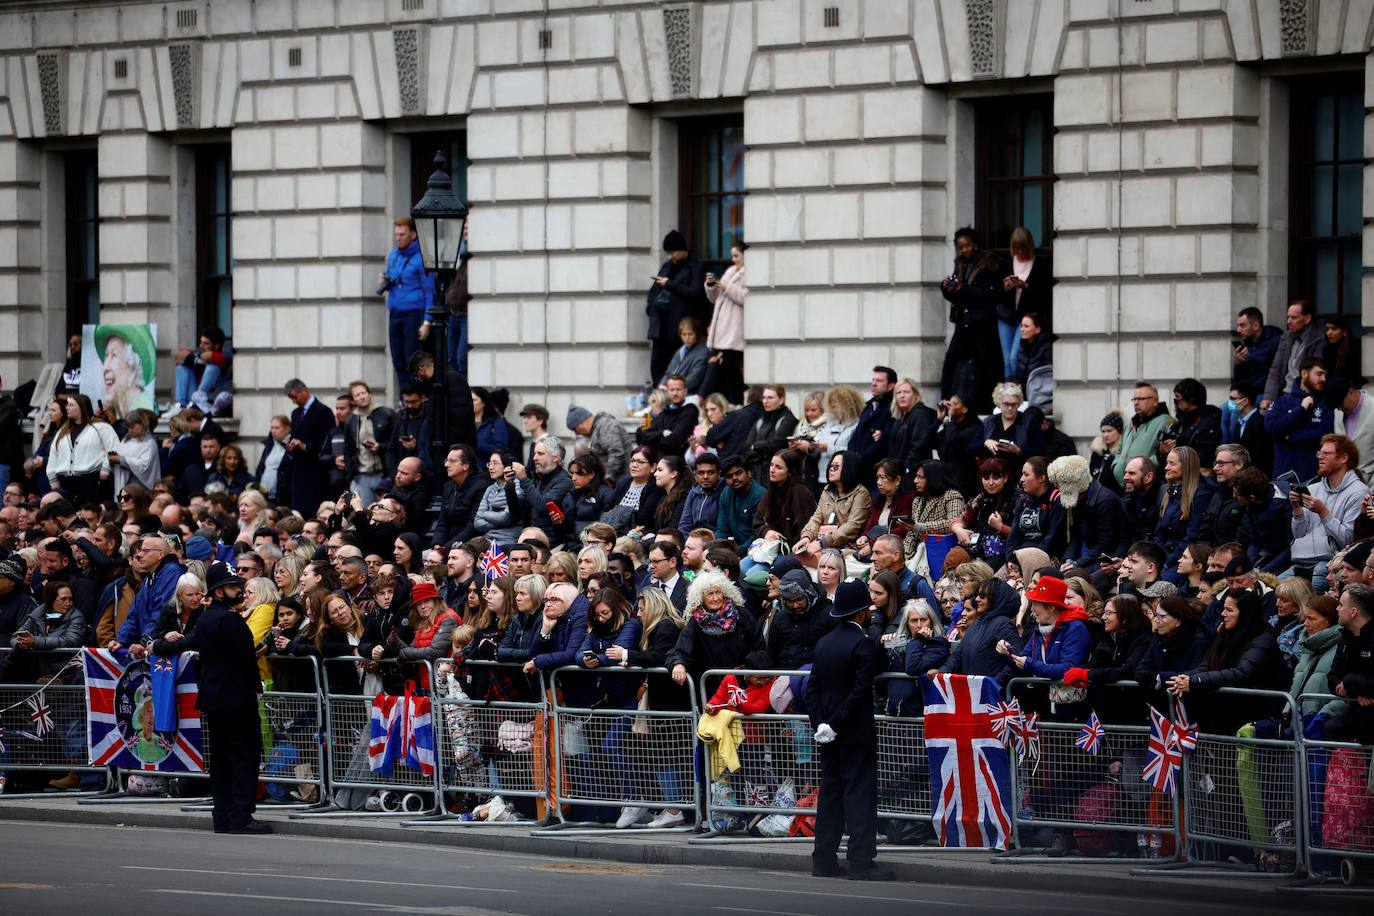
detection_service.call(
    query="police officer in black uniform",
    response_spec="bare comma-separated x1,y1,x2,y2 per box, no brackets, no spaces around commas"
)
805,579,894,881
133,561,269,834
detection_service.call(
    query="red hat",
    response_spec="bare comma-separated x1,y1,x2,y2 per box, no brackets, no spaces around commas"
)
409,581,440,604
1023,576,1072,610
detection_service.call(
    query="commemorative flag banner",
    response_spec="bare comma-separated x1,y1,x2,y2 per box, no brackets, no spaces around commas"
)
1076,711,1105,756
84,649,205,773
921,673,1014,850
1143,705,1184,796
27,692,54,738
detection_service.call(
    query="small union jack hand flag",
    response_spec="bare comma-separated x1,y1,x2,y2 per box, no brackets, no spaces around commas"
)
1075,711,1105,756
27,692,54,738
478,544,509,581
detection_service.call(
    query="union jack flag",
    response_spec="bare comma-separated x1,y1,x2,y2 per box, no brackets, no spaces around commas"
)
1075,711,1105,755
477,544,508,581
1173,700,1199,753
369,690,435,777
27,692,53,737
83,649,204,772
921,674,1014,849
989,699,1023,746
1143,705,1184,796
1019,712,1040,767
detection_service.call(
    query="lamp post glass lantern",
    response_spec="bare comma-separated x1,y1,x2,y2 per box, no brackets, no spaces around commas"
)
411,151,469,498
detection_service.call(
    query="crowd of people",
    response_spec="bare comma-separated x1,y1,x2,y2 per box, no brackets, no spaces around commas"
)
0,219,1370,867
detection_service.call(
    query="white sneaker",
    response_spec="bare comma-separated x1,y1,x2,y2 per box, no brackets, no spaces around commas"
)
615,806,650,828
646,809,685,829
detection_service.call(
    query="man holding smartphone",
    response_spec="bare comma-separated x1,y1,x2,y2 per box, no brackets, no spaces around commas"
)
1288,433,1365,592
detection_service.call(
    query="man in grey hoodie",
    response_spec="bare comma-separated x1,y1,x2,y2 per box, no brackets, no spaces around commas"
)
1289,433,1369,591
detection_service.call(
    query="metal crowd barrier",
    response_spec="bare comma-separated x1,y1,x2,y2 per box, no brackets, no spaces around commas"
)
1290,692,1374,893
402,659,551,828
292,657,441,818
532,665,700,836
1135,686,1303,880
997,677,1181,864
690,668,820,845
0,648,111,798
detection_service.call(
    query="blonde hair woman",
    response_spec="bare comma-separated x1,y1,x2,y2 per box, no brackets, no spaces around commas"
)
576,545,609,588
808,384,864,485
242,576,282,680
274,555,305,599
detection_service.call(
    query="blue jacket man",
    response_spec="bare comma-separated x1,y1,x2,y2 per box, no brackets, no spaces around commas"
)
716,459,765,551
677,468,723,538
848,369,896,480
383,222,435,393
116,540,187,646
1263,358,1332,482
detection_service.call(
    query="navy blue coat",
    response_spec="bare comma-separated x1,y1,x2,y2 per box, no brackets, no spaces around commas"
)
1064,480,1126,566
578,618,644,707
1264,382,1333,482
1135,618,1211,691
1154,477,1216,567
287,398,335,516
805,620,880,745
938,578,1021,683
151,599,260,712
1238,495,1293,574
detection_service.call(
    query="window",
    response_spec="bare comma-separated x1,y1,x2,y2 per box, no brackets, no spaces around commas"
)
64,149,99,337
974,95,1054,252
1289,75,1363,316
195,144,233,334
678,115,746,267
409,131,468,210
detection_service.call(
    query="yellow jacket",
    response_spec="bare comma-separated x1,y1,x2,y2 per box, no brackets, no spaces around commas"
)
696,710,745,781
244,602,275,681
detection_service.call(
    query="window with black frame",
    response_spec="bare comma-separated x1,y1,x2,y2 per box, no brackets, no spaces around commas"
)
64,149,100,338
974,95,1054,253
678,115,746,270
409,131,469,210
195,143,233,335
1289,75,1364,317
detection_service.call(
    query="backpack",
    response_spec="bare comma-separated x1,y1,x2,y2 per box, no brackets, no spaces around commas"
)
1072,782,1121,857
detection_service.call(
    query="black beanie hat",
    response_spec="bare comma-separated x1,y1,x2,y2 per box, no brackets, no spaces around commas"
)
662,230,688,252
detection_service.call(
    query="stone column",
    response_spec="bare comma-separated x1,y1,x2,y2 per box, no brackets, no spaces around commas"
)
739,6,948,395
0,137,43,386
96,131,174,330
229,60,389,458
463,54,654,436
1051,7,1259,438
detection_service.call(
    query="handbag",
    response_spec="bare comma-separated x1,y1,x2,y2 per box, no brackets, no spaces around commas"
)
1049,681,1087,705
747,538,786,566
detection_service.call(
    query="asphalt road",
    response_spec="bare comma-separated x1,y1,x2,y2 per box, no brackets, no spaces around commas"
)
0,821,1308,915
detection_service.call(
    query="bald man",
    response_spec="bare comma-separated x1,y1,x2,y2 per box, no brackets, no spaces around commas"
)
390,456,431,536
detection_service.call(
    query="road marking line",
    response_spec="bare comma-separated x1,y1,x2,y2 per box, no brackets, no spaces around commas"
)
149,889,501,915
124,865,506,893
690,884,1112,912
713,907,811,916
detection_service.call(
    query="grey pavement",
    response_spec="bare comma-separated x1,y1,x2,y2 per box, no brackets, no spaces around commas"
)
0,797,1341,914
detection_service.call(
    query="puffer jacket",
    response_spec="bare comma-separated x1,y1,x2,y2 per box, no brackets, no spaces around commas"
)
1020,606,1094,681
496,610,543,664
560,483,614,541
938,577,1020,683
799,485,873,548
1153,476,1216,567
1291,624,1347,721
473,478,526,545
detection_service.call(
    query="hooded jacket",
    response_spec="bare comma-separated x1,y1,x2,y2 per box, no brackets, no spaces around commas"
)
766,573,837,669
938,577,1020,682
1114,403,1171,486
1290,469,1366,563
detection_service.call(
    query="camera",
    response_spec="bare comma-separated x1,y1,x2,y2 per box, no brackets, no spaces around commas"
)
376,274,397,296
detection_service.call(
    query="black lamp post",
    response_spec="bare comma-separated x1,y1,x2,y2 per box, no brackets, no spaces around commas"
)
410,151,469,504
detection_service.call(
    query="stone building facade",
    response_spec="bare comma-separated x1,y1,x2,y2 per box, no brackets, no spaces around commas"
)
0,0,1368,458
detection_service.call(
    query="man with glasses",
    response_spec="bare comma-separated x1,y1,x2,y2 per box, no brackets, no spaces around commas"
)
1288,433,1365,592
113,535,186,648
646,541,688,612
1113,382,1171,487
1199,444,1250,546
